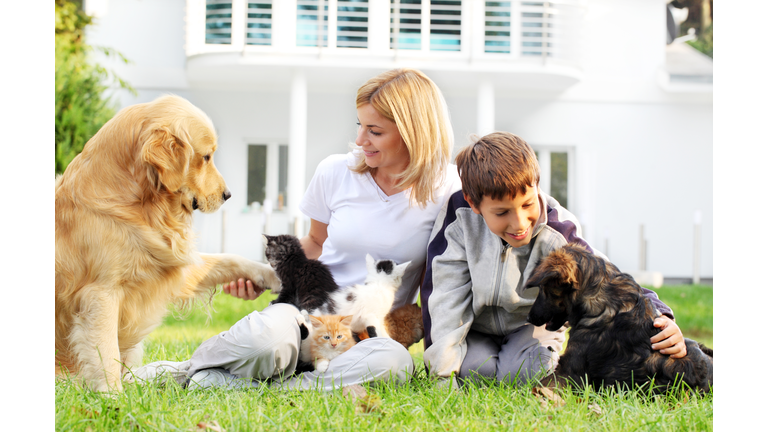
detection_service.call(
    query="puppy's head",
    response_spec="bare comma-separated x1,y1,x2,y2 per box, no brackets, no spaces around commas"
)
140,95,230,213
526,246,580,330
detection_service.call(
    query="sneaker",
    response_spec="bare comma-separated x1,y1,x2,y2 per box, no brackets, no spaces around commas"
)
123,360,191,386
187,368,260,390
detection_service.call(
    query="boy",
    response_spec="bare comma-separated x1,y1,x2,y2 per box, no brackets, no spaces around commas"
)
421,132,686,388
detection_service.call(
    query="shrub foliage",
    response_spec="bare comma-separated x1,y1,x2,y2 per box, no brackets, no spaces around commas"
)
55,0,134,174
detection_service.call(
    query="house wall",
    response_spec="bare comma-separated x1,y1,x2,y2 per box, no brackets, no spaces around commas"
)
83,0,713,278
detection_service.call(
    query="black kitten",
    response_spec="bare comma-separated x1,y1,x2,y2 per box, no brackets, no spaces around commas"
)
263,234,338,315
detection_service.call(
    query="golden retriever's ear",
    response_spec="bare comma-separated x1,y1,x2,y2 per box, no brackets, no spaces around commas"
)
141,127,193,192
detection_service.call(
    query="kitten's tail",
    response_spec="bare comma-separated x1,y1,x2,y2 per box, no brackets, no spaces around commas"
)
355,326,377,342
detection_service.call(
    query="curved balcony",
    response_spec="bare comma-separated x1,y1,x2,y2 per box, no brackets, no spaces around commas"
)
185,0,585,90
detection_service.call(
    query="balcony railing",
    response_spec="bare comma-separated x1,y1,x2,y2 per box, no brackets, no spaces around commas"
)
187,0,585,67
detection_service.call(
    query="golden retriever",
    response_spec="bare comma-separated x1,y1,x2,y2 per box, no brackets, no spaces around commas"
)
55,95,280,392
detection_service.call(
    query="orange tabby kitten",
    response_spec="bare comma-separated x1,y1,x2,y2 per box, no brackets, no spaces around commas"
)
300,315,356,373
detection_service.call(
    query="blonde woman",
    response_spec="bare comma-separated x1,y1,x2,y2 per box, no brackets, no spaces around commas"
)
129,69,461,391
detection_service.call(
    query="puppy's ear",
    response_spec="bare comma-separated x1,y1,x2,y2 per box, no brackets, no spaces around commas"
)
526,264,555,288
526,249,579,288
141,127,193,192
557,250,580,288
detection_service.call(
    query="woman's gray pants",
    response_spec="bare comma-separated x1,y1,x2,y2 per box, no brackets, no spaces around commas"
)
185,303,414,390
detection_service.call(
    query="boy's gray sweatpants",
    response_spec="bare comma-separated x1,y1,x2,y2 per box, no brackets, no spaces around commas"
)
187,303,414,390
459,324,566,385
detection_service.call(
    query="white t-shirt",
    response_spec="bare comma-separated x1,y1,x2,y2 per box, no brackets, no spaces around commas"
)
299,151,462,309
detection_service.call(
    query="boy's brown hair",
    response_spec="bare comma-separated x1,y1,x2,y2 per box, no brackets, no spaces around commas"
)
455,132,540,208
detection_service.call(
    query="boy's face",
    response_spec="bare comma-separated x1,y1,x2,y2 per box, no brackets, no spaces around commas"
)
467,184,541,248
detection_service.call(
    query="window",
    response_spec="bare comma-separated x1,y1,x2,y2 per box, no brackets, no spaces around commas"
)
337,0,369,48
297,0,329,47
535,148,571,208
485,1,512,54
430,0,462,51
550,151,568,208
248,144,289,210
206,0,232,45
520,2,555,57
390,0,422,50
246,1,273,46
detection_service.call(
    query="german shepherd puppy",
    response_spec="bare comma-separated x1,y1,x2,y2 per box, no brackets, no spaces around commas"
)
526,243,713,393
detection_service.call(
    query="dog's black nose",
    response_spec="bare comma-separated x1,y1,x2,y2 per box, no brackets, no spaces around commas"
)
222,190,231,201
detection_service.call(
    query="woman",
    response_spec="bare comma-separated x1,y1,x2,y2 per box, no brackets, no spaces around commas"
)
130,68,461,391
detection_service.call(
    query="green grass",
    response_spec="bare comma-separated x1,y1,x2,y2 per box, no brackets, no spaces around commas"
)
652,285,713,348
56,285,713,431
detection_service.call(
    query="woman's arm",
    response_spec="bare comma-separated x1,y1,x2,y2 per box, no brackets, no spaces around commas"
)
300,218,329,260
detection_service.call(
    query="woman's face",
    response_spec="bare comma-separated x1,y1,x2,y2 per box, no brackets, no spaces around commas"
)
355,104,410,173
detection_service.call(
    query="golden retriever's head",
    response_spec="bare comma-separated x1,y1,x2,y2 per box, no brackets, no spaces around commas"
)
139,95,230,213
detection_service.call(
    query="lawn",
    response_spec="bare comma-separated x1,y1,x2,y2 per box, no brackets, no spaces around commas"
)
55,285,713,431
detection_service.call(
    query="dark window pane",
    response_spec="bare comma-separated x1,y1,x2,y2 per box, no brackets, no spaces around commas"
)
550,152,568,208
248,145,267,205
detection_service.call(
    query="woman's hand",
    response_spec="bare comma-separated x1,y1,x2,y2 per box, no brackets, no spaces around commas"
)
650,315,687,358
222,278,265,300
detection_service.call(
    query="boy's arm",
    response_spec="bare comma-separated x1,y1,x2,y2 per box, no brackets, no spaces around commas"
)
422,230,474,379
421,194,475,379
638,286,674,320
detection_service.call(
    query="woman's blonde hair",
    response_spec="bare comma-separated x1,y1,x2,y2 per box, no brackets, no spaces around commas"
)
351,68,453,207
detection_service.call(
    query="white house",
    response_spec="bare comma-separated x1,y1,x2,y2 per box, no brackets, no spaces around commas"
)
83,0,712,283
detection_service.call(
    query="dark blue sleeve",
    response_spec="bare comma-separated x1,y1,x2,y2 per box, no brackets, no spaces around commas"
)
421,190,468,350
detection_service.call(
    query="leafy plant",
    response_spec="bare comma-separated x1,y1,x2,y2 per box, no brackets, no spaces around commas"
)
55,0,135,175
687,23,713,58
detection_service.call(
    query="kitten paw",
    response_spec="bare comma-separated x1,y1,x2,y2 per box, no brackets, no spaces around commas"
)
366,326,377,338
315,360,330,373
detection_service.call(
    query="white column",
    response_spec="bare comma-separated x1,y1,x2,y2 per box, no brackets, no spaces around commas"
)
469,0,485,58
460,0,474,55
266,142,280,209
273,0,297,49
328,0,338,49
231,0,246,49
510,0,522,59
368,0,390,53
185,0,207,56
477,80,495,137
421,0,430,52
288,70,308,236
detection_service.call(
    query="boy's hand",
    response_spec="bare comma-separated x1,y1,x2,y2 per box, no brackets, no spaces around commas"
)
222,278,265,300
650,315,687,358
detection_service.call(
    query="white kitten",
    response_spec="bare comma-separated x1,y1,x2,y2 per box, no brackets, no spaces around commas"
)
311,254,410,339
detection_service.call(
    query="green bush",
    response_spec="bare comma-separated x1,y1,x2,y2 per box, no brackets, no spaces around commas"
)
55,0,134,175
687,23,713,58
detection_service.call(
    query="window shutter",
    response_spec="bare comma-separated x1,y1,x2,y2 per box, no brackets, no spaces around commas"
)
246,1,273,46
390,0,422,50
430,0,461,52
206,0,233,45
337,0,369,49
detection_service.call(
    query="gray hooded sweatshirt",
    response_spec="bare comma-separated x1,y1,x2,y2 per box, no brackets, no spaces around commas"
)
421,189,673,378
